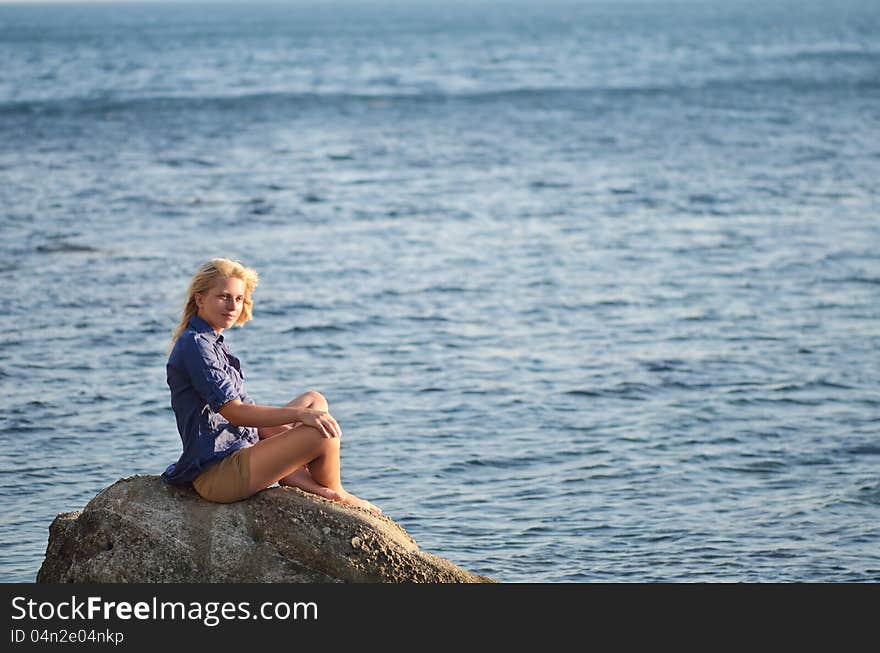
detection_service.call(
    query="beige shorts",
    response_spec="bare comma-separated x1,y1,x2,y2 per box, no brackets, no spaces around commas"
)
192,446,253,504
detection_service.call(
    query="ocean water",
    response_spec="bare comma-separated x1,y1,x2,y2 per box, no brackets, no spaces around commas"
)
1,0,879,583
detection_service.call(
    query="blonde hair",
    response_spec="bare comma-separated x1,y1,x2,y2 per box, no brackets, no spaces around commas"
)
171,258,259,344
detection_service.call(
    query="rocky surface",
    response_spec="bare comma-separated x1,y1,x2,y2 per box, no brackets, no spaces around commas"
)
37,475,494,583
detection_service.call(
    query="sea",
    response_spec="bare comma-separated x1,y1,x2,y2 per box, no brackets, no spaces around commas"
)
1,0,879,583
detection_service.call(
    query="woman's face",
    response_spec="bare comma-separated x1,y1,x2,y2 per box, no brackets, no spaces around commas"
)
195,276,246,333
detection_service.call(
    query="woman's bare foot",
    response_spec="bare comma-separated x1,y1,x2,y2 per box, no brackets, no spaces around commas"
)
280,467,380,514
336,489,381,514
279,466,342,502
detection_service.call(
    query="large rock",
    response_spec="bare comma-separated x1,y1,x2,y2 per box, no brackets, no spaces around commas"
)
37,475,493,583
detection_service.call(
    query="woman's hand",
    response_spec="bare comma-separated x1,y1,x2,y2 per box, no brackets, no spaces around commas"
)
220,400,341,439
296,408,342,439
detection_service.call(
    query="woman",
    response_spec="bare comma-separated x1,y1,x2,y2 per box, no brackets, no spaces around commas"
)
161,258,379,513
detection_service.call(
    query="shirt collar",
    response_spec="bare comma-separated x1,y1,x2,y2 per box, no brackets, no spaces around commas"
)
188,315,224,343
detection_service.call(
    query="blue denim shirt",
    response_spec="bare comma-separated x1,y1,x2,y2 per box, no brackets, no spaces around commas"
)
162,315,258,485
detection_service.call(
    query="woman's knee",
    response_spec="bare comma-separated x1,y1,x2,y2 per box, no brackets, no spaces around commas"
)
302,390,328,410
318,431,341,454
293,424,339,455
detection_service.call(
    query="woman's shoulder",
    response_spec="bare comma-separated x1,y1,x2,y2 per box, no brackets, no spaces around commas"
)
168,328,214,362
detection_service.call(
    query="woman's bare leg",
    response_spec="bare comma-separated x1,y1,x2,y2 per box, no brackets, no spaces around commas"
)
288,390,329,412
247,424,338,494
274,390,329,484
260,390,327,438
261,391,329,482
250,391,379,513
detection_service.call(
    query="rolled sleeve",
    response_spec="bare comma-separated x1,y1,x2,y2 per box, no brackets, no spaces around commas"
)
181,335,240,412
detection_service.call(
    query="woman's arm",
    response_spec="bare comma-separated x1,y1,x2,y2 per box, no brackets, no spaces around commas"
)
257,423,297,439
219,400,341,438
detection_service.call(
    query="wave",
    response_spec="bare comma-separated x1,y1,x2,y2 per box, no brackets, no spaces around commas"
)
280,324,350,334
35,241,102,254
3,74,878,119
844,445,880,456
563,382,657,400
754,44,880,64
